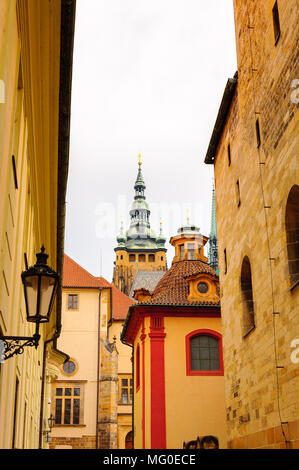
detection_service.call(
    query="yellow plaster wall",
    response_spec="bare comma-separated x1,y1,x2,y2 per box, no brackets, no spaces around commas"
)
164,316,226,449
117,413,132,449
133,315,226,449
109,320,133,448
0,0,63,449
109,321,132,374
51,288,101,441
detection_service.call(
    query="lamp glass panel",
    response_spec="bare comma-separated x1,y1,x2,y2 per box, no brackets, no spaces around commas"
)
24,275,39,316
39,276,56,317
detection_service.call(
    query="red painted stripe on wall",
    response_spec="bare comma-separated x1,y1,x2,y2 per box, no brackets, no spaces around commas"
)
140,320,146,449
149,316,166,449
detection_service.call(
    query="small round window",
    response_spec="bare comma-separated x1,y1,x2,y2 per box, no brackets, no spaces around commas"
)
197,282,209,294
63,360,76,375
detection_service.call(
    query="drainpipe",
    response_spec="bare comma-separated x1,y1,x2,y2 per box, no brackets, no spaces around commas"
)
96,288,102,449
39,338,53,449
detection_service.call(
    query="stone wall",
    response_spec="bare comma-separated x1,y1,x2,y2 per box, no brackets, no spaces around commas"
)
50,436,96,449
97,339,119,449
211,0,299,449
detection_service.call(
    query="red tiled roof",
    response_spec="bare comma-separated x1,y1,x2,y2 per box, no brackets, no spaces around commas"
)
63,254,111,288
63,254,134,319
111,285,135,320
150,259,219,305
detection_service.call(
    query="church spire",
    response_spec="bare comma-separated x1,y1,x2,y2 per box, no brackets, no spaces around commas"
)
208,183,218,273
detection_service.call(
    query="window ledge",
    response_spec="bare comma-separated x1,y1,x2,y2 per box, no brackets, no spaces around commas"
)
53,424,86,428
187,371,224,377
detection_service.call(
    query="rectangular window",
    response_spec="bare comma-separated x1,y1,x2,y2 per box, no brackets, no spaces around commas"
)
256,119,261,148
180,244,185,260
129,254,136,262
54,384,83,425
73,399,80,425
190,335,220,371
68,294,78,310
55,398,62,425
119,375,133,404
64,399,71,424
188,243,195,260
272,1,281,45
227,143,231,166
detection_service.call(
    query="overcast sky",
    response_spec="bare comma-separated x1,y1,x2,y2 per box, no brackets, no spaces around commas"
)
64,0,237,282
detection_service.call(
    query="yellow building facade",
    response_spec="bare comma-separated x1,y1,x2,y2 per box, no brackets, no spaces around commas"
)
205,0,299,449
121,224,227,449
0,0,75,448
50,255,134,449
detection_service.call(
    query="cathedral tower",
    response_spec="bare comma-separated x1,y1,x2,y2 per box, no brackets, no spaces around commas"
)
113,156,167,296
208,184,218,273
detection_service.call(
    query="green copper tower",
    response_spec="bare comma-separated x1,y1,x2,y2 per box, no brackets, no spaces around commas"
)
208,183,219,273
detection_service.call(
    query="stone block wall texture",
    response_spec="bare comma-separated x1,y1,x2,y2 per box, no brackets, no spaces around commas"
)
212,0,299,449
97,340,119,449
50,436,96,449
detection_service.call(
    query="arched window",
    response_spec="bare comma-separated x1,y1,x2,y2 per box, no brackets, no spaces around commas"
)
241,256,255,336
285,185,299,288
149,254,155,262
138,254,145,262
185,330,223,376
136,344,140,391
125,431,133,449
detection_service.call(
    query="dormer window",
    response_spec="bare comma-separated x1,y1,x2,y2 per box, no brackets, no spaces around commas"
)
197,282,209,294
186,274,219,303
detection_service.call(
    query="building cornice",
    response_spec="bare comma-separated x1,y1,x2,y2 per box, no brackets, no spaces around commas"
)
204,72,238,165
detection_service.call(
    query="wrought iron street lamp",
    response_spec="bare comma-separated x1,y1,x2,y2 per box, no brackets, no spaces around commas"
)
48,414,55,430
0,246,59,360
43,430,52,444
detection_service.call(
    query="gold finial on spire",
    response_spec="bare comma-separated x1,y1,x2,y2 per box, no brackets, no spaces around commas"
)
187,209,190,225
138,153,142,166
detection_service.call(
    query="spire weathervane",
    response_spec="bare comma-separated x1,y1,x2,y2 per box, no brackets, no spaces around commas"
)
187,209,190,225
